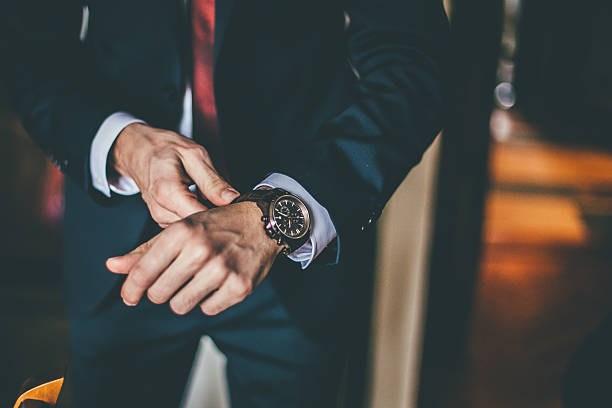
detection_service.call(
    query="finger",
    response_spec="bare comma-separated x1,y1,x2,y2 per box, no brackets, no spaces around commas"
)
148,199,183,226
106,253,143,274
169,258,228,315
121,228,184,306
200,273,253,316
182,153,239,206
157,183,208,219
146,244,212,305
106,236,159,274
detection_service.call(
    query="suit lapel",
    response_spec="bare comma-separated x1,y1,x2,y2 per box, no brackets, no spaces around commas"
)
214,0,237,68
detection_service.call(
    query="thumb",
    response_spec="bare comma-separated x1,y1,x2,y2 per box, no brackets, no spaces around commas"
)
184,159,239,206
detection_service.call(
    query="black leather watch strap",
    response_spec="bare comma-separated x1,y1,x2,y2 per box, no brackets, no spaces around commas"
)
233,188,310,255
233,188,284,216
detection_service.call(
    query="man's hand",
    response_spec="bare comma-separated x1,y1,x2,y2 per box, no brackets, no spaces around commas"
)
106,202,283,315
111,123,239,227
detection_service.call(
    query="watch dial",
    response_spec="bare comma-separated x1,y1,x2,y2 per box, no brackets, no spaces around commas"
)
273,197,307,238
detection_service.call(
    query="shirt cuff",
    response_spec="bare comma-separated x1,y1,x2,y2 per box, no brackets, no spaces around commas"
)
90,112,145,197
255,173,338,269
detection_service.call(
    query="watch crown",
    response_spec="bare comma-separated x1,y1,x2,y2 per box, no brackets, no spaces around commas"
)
261,216,269,222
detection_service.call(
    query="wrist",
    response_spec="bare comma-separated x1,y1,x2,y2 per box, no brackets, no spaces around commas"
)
233,189,311,256
239,201,285,257
110,122,150,179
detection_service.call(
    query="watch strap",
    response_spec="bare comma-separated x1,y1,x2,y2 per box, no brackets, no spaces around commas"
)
233,188,310,254
233,188,285,215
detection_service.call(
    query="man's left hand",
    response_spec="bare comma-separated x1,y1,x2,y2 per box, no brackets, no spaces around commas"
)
106,202,283,315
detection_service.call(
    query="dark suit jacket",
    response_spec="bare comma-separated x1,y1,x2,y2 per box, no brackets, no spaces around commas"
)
7,0,448,337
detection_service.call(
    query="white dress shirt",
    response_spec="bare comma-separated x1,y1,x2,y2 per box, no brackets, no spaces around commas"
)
90,86,337,268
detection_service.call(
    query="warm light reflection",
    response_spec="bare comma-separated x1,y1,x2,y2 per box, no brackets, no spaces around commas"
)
460,109,612,408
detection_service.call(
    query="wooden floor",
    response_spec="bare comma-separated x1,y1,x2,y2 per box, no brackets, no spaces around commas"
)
452,110,612,408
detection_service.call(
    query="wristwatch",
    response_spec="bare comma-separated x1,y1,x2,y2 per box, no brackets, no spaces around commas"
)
233,188,311,255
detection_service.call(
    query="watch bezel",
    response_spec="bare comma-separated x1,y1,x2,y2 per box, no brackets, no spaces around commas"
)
269,194,311,240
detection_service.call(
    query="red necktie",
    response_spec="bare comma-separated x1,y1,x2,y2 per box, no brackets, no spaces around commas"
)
192,0,228,178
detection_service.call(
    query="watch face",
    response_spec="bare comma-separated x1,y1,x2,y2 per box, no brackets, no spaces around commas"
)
272,195,309,239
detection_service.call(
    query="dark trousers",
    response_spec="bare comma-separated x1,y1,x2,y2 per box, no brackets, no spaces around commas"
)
68,278,345,408
61,178,376,408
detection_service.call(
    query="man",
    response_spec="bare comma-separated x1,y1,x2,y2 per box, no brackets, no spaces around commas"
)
8,0,448,406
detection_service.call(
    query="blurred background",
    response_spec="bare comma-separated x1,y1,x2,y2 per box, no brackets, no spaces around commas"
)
1,0,612,407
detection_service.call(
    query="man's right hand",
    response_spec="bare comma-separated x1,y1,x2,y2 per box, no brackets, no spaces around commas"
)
111,123,239,227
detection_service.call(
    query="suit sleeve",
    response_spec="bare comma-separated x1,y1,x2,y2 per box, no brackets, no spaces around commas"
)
7,1,118,191
275,0,449,241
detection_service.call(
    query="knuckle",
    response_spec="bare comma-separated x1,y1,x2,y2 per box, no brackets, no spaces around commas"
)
191,144,210,160
228,278,250,298
181,143,209,162
204,263,227,283
187,245,209,267
130,267,150,288
213,267,229,283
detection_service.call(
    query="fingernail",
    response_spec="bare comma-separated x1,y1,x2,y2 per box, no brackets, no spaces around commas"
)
222,188,239,202
120,286,136,306
123,297,137,307
106,257,119,269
